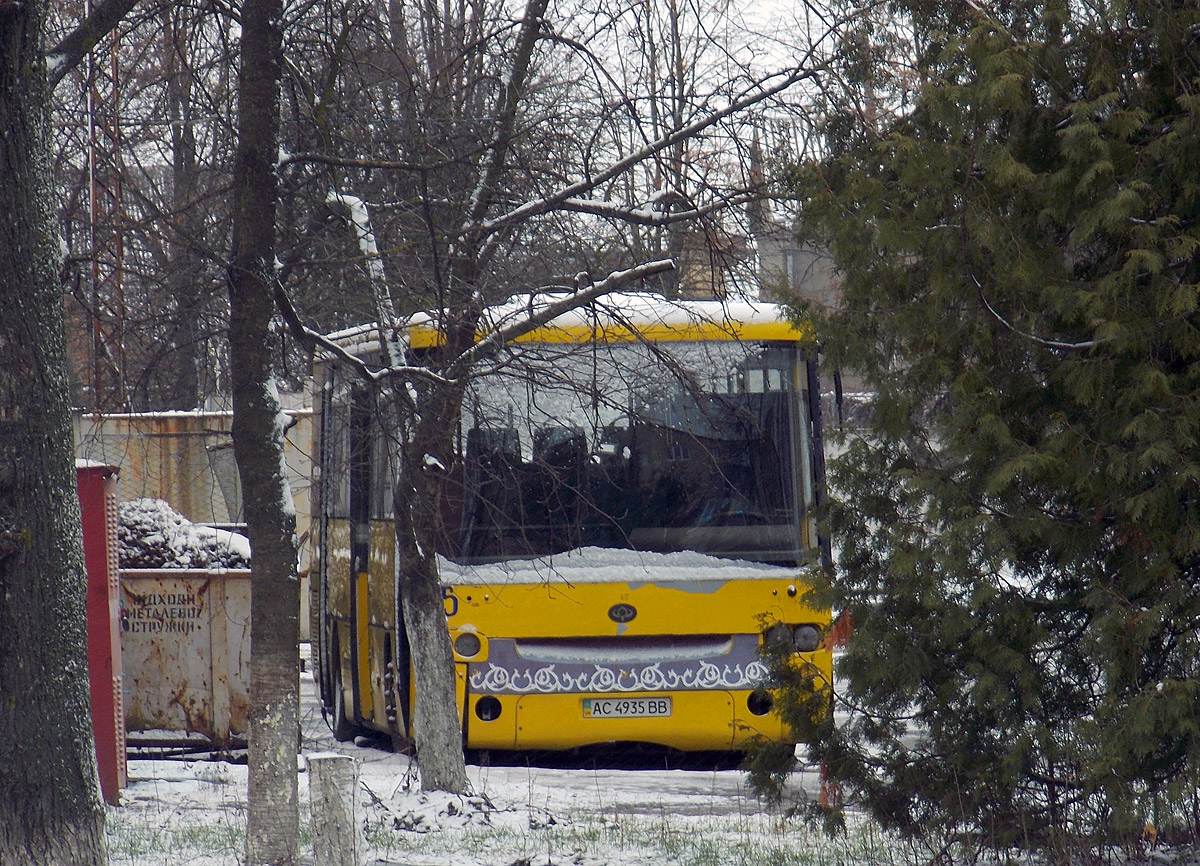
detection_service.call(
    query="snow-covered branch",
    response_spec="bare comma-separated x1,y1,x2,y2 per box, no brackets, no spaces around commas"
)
280,152,428,173
972,274,1101,351
558,192,760,226
446,258,676,379
326,192,387,288
46,0,146,89
326,191,407,373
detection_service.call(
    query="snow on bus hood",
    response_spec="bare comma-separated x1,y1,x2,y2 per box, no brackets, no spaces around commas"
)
438,546,795,586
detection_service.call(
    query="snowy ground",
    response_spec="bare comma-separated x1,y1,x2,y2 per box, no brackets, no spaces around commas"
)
105,653,895,866
104,658,1200,866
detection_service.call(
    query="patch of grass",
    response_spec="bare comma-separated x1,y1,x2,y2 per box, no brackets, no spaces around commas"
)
105,815,246,864
365,807,905,866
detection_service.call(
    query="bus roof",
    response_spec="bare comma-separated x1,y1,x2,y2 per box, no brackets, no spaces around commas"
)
321,292,809,358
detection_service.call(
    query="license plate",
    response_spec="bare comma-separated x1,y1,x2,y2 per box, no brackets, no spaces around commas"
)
582,696,672,719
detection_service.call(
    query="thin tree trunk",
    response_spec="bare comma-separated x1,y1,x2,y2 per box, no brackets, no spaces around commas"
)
164,4,203,411
0,0,108,861
392,408,470,794
228,0,300,860
395,538,471,793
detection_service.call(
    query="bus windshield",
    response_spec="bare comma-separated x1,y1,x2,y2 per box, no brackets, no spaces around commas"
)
457,339,814,566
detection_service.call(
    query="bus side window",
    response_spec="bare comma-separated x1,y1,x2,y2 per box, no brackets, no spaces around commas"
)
532,425,585,468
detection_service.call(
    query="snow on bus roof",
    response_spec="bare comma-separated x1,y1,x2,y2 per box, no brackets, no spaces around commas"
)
438,546,797,587
321,292,805,358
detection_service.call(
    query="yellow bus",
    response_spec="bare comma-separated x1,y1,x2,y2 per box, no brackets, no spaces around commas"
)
311,292,832,757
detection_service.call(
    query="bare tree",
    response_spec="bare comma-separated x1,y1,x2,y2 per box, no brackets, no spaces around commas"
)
1,0,143,862
227,0,304,861
53,0,239,411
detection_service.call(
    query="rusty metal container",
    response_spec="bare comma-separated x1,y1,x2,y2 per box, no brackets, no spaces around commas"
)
120,569,251,747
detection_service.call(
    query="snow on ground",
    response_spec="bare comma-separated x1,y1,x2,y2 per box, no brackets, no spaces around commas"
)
105,661,1200,866
106,656,872,866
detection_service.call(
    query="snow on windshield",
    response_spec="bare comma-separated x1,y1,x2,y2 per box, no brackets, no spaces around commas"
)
439,545,795,586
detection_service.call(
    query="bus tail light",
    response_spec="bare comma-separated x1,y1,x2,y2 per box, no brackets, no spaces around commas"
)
763,623,822,654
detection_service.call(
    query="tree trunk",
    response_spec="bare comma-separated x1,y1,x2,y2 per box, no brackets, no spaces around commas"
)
392,408,470,794
228,0,300,861
0,0,108,862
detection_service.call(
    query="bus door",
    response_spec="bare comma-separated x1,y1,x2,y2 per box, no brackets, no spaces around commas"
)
348,386,374,724
315,376,334,709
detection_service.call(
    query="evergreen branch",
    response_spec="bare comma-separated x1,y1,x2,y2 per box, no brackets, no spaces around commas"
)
972,275,1100,351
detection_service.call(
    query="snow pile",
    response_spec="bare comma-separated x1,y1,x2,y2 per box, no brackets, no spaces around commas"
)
377,791,507,833
117,498,251,570
360,774,565,836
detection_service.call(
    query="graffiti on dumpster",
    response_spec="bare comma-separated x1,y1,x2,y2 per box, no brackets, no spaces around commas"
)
122,590,203,635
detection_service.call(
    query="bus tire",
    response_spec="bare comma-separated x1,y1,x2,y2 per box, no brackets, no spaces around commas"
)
329,632,356,743
332,680,355,743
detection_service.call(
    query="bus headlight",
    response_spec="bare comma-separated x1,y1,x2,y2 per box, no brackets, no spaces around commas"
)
454,632,482,658
764,622,792,650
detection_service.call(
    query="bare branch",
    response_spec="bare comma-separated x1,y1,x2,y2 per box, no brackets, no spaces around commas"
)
279,151,429,173
47,0,146,90
463,0,552,232
558,192,759,226
447,258,677,379
271,278,454,389
473,63,822,250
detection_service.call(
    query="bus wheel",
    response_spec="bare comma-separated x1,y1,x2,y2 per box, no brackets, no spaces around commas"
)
383,647,414,754
329,633,355,743
331,679,355,742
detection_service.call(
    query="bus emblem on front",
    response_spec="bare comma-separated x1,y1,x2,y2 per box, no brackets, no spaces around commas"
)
608,603,637,623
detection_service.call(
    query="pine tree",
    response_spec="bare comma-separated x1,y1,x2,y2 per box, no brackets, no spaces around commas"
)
770,0,1200,857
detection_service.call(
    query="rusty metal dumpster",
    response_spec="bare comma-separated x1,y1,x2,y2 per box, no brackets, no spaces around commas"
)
119,569,251,747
